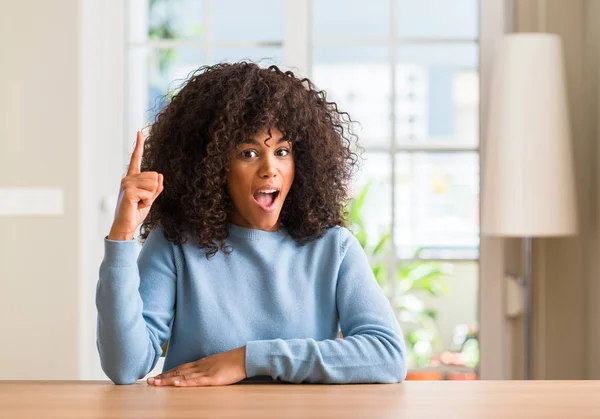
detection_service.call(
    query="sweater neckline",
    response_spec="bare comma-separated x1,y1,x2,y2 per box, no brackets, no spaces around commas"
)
227,223,288,241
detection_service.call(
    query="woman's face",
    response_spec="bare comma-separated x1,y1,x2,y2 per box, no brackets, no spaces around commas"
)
226,127,295,232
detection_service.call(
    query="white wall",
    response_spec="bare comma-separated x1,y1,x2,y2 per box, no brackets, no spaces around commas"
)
0,0,129,380
0,0,81,379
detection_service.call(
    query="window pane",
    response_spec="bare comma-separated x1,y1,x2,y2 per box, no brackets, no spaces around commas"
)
147,47,203,123
396,260,479,374
397,0,478,39
351,152,392,250
211,0,284,42
147,0,204,41
396,43,479,147
313,46,391,149
395,152,479,259
211,47,284,65
126,46,150,139
313,0,390,39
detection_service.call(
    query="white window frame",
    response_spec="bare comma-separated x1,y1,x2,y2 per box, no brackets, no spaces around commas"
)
80,0,127,380
80,0,509,380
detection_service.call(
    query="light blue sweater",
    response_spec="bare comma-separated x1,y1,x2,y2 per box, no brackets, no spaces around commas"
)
96,224,407,385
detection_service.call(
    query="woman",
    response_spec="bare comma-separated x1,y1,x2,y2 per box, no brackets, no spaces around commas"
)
97,62,407,386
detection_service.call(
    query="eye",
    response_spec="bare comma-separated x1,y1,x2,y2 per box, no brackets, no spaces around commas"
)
276,148,291,157
240,149,258,159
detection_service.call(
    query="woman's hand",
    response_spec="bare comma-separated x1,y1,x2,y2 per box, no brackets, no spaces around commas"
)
147,346,247,387
109,131,164,240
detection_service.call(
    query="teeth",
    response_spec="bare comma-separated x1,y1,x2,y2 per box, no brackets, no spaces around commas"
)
257,189,277,194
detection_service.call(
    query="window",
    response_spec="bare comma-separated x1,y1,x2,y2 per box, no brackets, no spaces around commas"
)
125,0,482,379
125,0,286,148
311,0,480,378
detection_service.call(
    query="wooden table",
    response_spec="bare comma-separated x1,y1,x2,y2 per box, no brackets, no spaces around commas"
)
1,380,599,418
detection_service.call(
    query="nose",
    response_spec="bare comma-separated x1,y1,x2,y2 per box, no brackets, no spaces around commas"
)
258,154,278,178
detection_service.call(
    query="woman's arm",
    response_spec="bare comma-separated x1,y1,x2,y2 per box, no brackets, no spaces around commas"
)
244,230,407,384
96,228,176,384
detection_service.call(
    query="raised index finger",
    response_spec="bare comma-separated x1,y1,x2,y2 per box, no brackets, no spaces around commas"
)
127,131,145,175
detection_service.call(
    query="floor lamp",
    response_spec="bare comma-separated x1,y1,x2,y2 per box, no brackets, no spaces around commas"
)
481,33,578,379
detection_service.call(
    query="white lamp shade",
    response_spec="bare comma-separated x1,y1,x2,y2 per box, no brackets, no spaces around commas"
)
482,33,578,237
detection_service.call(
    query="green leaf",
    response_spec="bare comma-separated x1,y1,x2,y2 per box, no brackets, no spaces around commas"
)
396,260,450,295
354,224,367,249
461,338,480,368
349,182,371,224
191,24,203,37
372,232,391,256
413,275,450,296
397,259,427,279
422,309,438,321
372,264,388,286
413,247,427,258
408,328,435,344
396,276,413,294
407,264,450,295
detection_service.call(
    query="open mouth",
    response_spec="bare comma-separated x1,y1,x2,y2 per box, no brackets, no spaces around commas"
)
253,189,280,213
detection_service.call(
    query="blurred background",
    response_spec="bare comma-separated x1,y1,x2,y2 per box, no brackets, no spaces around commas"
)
1,0,599,382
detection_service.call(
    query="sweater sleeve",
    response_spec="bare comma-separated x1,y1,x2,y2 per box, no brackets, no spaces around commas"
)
244,229,407,384
96,228,176,385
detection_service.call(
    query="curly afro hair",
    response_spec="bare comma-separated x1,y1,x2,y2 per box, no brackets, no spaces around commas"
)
139,61,361,257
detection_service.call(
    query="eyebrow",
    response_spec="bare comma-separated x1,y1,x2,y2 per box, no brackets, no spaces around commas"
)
241,137,290,146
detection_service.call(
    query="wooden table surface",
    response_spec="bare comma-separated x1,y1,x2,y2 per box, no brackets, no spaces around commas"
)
1,380,599,419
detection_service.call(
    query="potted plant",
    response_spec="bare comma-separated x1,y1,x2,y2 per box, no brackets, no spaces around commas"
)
346,182,451,377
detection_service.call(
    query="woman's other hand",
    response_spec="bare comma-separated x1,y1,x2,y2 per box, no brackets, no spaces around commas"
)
147,346,247,387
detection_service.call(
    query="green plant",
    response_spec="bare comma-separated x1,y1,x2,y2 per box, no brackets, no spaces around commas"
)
149,0,178,75
395,249,451,367
147,0,203,104
347,182,390,286
346,182,451,368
